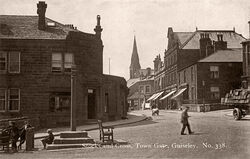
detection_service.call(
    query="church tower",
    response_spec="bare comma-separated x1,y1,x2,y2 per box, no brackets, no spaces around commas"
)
130,36,141,79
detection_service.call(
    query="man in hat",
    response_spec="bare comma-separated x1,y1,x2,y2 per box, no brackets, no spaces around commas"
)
9,121,19,152
180,106,194,135
18,120,32,149
41,129,54,149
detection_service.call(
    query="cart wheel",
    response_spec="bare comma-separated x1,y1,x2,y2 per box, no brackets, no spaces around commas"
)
233,108,242,120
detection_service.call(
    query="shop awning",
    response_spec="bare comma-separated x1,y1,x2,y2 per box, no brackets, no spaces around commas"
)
160,90,176,100
147,93,158,101
152,91,164,101
171,88,187,99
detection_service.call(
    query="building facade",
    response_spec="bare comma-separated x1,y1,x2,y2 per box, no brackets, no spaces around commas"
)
127,36,154,110
178,49,242,105
0,2,128,128
153,27,245,109
242,22,250,88
127,76,154,110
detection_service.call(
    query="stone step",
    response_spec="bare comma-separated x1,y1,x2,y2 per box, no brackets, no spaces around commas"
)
60,131,88,138
46,143,98,150
54,137,95,144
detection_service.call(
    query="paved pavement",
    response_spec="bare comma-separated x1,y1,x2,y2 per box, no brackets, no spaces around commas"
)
34,112,149,139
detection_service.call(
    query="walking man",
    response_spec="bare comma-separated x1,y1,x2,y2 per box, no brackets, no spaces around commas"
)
180,106,194,135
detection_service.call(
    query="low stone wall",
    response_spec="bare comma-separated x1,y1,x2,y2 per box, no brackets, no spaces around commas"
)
0,116,40,130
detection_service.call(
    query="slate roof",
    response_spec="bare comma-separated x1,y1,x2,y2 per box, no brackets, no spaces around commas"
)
0,15,92,39
127,78,140,88
127,92,144,100
181,30,246,49
198,49,242,63
127,75,154,88
174,32,194,46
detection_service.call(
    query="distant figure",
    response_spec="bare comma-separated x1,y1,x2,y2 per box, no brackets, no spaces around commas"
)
152,107,159,116
180,107,194,135
9,121,19,152
41,129,54,149
151,103,156,109
152,103,159,116
18,121,32,149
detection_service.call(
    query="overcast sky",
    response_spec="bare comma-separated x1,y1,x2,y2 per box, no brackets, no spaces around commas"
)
1,0,250,80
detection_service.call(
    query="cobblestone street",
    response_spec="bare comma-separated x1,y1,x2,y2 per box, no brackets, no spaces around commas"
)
1,109,250,159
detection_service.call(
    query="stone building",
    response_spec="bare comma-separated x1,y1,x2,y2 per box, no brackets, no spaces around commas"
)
154,28,245,109
0,1,128,128
127,76,154,110
178,48,242,106
127,36,154,110
242,21,250,88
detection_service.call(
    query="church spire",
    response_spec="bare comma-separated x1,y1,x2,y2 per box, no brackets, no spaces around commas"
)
130,36,141,79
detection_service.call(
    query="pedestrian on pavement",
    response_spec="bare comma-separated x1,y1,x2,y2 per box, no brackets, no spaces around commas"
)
41,129,54,149
9,121,19,152
18,120,32,149
180,106,194,135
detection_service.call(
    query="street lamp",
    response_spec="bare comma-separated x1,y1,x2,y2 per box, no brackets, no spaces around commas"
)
71,64,77,131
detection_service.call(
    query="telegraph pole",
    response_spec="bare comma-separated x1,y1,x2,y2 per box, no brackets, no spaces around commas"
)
109,58,110,75
71,64,77,131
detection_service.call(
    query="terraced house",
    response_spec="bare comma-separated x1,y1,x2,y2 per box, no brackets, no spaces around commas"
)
0,1,128,128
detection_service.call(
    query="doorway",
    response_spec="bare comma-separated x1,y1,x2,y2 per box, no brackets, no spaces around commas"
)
87,89,96,119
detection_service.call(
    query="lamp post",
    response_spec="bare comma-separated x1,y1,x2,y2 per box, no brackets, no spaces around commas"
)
71,64,77,131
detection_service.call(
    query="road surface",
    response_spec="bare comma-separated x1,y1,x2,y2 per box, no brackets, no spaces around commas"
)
1,109,250,159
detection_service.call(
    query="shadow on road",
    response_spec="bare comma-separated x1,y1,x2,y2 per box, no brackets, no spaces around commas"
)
239,118,250,121
115,119,158,128
190,132,207,135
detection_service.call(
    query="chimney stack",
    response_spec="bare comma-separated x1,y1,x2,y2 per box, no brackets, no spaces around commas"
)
94,15,103,39
37,1,47,30
146,67,151,77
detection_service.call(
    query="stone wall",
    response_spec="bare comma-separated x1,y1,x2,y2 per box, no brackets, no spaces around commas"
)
0,31,128,128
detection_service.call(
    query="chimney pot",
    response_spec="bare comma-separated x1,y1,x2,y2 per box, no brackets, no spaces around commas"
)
205,33,209,38
217,34,223,41
200,33,204,39
37,1,47,30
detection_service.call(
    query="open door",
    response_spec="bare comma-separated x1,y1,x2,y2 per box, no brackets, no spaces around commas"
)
87,89,96,119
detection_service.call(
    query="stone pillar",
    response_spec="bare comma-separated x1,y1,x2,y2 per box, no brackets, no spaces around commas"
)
26,127,34,151
71,65,77,131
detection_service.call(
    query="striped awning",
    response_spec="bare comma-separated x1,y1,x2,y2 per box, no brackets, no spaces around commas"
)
147,93,158,101
160,90,176,100
171,88,187,99
152,91,164,101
